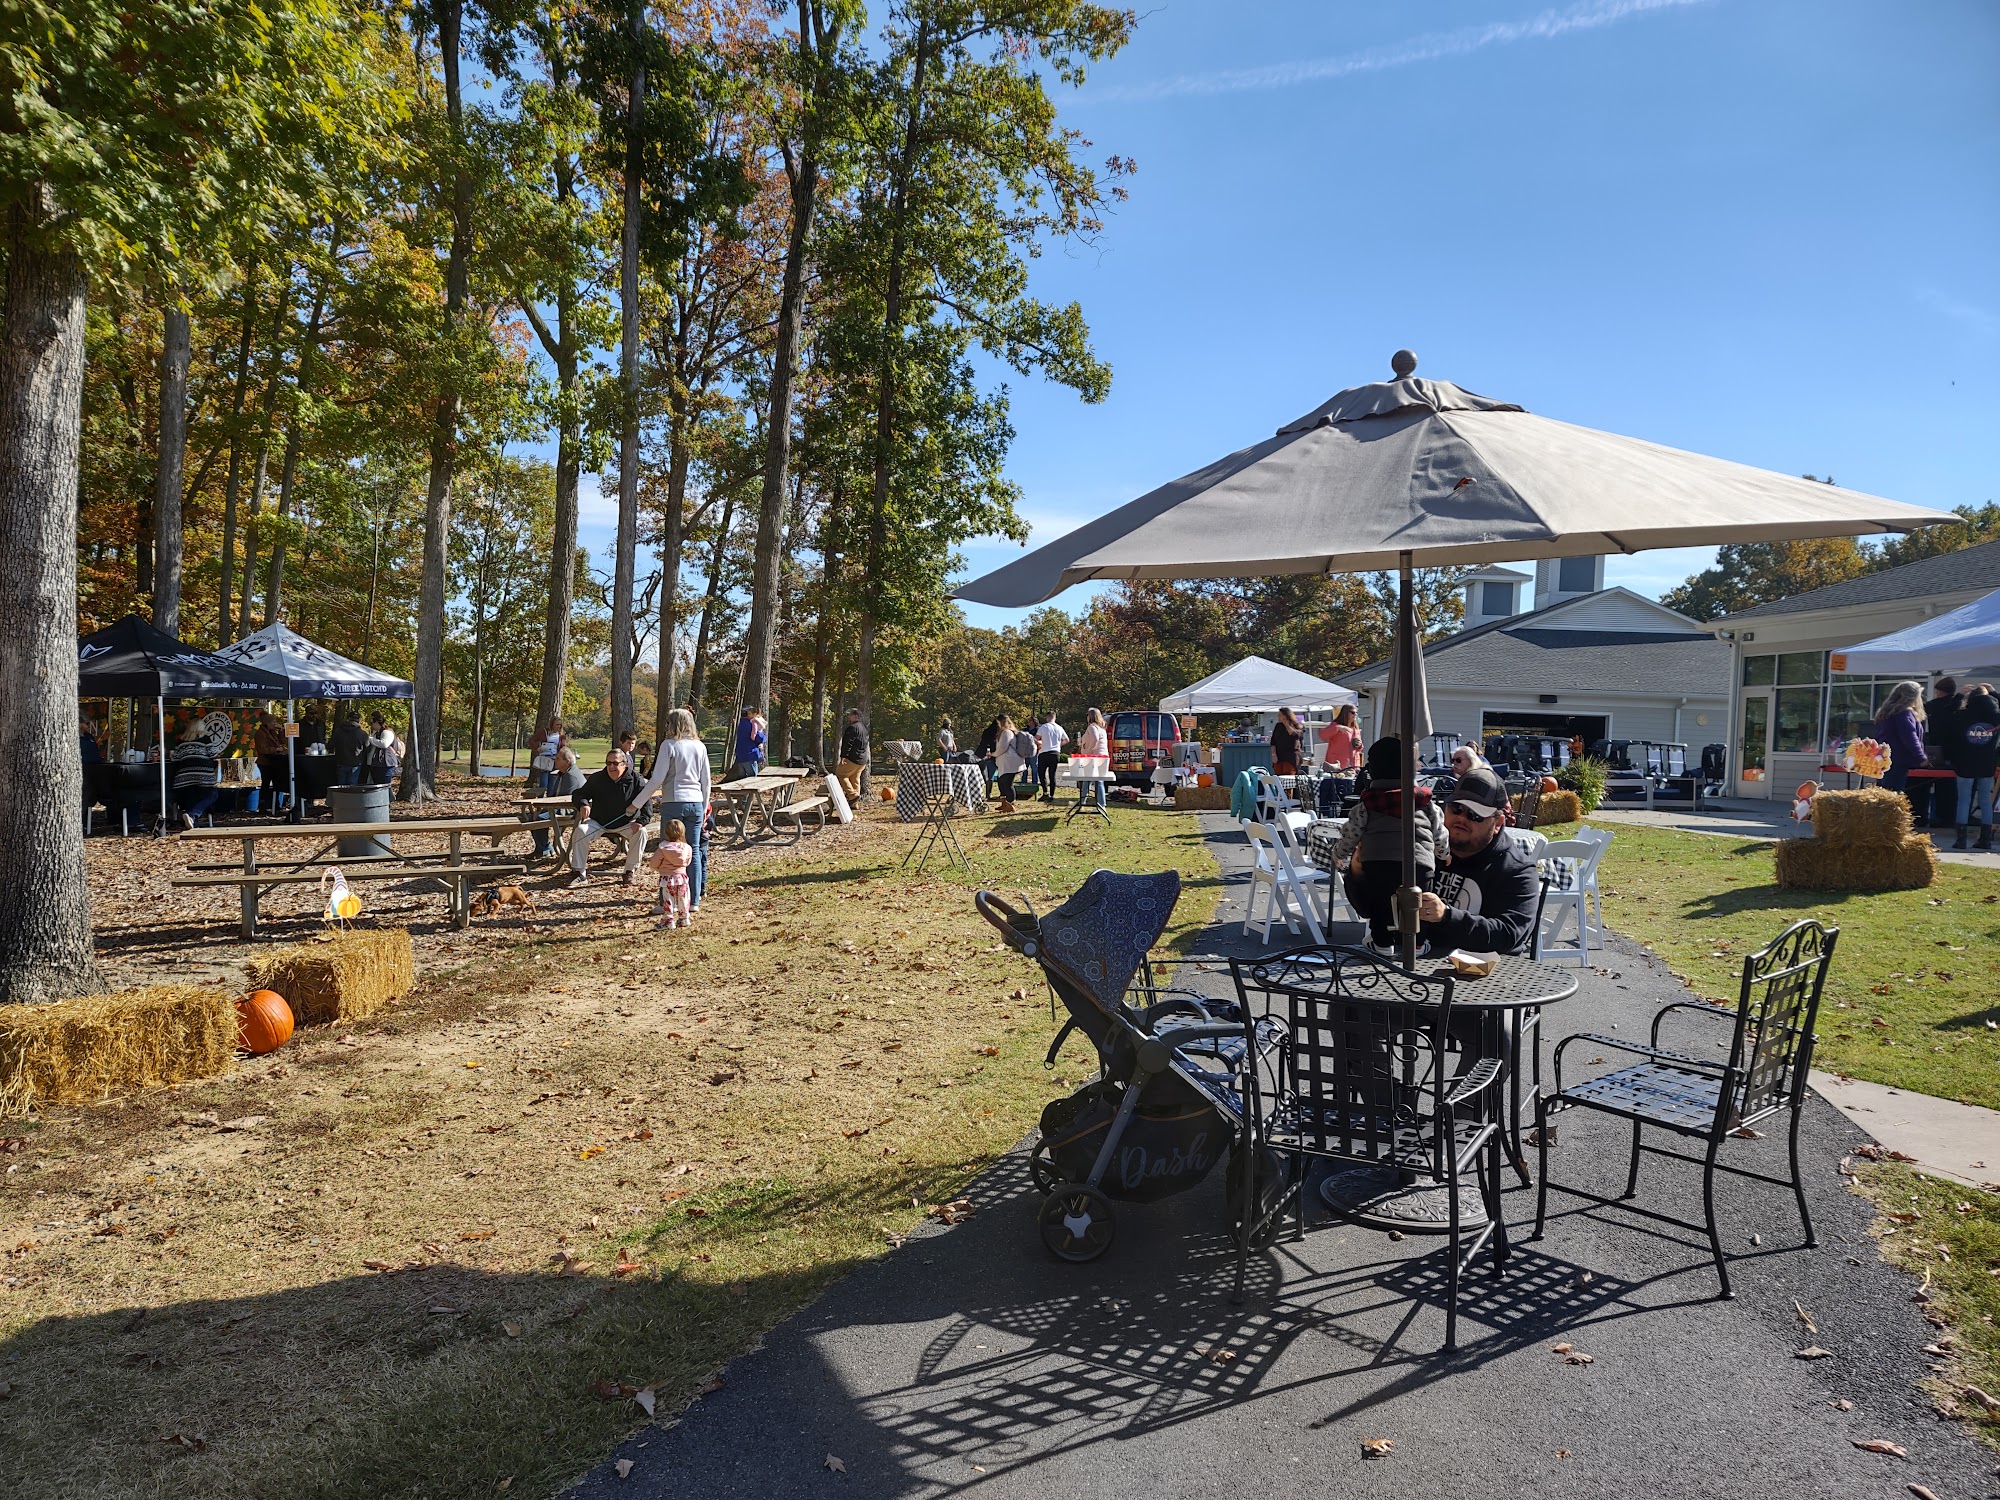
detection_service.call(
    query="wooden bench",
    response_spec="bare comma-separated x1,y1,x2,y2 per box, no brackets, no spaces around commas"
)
770,794,829,840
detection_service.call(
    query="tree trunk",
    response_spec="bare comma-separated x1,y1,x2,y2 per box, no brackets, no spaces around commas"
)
741,0,838,718
215,260,261,645
150,301,191,634
405,0,472,803
609,5,646,737
654,379,690,743
263,255,330,627
532,133,581,739
687,487,734,722
856,15,931,752
0,214,101,1001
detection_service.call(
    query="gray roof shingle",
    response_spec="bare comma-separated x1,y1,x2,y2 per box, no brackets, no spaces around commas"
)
1719,538,2000,623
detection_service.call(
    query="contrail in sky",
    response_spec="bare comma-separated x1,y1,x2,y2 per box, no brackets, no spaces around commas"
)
1095,0,1715,103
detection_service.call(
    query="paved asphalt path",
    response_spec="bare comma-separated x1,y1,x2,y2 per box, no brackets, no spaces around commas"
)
571,817,1997,1500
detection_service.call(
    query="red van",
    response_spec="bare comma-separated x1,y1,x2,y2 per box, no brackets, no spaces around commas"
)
1109,711,1182,786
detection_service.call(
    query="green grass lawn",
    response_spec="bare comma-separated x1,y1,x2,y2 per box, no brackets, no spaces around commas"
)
1861,1163,2000,1449
1588,826,2000,1109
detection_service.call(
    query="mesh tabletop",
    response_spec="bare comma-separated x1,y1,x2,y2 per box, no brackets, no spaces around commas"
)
895,763,986,822
1421,955,1577,1011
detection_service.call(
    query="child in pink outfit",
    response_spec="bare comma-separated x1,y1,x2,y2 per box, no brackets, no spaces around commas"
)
646,818,695,928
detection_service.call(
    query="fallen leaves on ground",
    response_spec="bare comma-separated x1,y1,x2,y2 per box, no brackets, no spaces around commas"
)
1360,1437,1394,1459
614,1458,633,1479
824,1454,846,1473
1852,1438,1908,1458
926,1198,972,1225
1796,1346,1834,1359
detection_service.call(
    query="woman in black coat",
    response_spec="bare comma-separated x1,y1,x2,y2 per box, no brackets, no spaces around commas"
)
1947,685,2000,850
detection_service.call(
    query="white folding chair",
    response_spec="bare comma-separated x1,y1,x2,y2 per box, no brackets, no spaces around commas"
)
1534,835,1608,967
1241,819,1329,945
1573,825,1613,942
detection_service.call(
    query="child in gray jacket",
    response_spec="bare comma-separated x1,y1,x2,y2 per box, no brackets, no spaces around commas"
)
1328,738,1447,947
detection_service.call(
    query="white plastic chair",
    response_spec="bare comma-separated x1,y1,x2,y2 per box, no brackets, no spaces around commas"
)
1535,835,1609,967
1241,819,1329,945
1572,824,1612,943
1251,767,1297,825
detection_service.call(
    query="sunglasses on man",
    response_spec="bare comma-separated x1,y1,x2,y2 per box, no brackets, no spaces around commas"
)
1444,801,1496,820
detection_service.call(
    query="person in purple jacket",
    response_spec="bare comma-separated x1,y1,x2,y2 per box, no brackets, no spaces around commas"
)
1872,680,1929,822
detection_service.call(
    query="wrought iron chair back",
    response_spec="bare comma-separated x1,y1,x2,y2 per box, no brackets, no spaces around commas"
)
1729,918,1837,1125
1235,946,1456,1172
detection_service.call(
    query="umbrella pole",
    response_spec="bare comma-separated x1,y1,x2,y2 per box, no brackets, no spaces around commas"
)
286,696,297,823
1396,552,1421,970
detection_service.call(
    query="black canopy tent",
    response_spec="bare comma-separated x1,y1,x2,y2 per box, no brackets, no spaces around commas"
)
78,615,292,824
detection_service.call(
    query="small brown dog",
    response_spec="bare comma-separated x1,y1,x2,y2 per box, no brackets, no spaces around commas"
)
470,884,537,920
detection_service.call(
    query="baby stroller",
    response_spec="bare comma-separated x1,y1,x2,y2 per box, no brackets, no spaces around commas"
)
976,870,1286,1269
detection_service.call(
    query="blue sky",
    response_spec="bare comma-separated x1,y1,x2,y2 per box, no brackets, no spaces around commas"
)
575,0,1999,636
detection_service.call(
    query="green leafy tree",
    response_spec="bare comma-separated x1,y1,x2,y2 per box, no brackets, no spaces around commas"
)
1661,537,1873,622
0,0,396,999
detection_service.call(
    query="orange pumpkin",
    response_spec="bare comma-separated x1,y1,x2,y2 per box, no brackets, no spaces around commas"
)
236,989,294,1054
1540,775,1560,793
878,785,895,801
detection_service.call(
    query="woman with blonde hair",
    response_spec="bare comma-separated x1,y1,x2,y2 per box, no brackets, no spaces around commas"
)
992,713,1027,812
630,707,713,910
1873,679,1929,823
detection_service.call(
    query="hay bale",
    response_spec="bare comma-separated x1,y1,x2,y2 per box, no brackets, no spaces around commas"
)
0,985,234,1114
1529,790,1581,826
1810,787,1912,846
250,928,415,1027
1775,832,1936,891
1173,785,1233,811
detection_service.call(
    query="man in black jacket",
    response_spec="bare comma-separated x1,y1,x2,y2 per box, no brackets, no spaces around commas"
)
835,709,869,801
1416,767,1542,956
330,712,370,786
567,749,647,887
1923,677,1961,828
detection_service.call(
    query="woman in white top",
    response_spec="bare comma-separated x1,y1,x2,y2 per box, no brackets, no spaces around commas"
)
1075,707,1110,809
630,708,713,909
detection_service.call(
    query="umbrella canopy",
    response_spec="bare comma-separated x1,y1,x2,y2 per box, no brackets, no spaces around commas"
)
217,621,415,699
954,356,1941,608
1158,655,1357,715
1835,588,2000,677
956,351,1945,965
1382,627,1433,745
78,615,291,699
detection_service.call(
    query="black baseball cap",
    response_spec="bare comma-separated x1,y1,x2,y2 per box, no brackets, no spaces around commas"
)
1448,767,1508,819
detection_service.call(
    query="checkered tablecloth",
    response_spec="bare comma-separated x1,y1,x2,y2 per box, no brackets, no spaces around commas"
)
1306,819,1345,874
895,762,986,822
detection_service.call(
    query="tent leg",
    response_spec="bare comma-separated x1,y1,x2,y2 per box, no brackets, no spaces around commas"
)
286,696,297,822
157,696,168,837
1396,552,1422,971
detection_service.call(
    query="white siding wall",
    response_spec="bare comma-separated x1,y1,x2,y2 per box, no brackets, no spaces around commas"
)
1551,591,1703,634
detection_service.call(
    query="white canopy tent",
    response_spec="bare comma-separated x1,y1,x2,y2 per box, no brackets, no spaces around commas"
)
1158,655,1357,715
1836,588,2000,677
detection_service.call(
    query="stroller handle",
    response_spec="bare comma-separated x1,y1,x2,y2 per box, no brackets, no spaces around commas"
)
973,889,1041,958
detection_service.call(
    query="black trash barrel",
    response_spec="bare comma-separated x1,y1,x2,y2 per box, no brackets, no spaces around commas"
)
326,782,393,858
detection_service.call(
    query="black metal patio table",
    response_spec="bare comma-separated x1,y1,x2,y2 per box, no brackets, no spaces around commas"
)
1317,953,1577,1231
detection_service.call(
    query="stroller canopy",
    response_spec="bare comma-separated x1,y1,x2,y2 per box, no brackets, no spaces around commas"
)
1038,870,1182,1016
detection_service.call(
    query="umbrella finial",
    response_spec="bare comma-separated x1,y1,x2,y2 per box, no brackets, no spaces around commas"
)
1390,349,1418,378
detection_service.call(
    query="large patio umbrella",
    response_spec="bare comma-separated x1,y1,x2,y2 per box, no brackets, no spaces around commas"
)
1835,587,2000,677
957,351,1944,964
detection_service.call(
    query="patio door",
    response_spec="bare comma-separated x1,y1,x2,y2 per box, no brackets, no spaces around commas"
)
1738,690,1772,797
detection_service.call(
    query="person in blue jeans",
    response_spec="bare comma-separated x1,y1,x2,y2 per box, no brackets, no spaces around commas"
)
732,705,765,779
631,708,712,909
1947,684,2000,850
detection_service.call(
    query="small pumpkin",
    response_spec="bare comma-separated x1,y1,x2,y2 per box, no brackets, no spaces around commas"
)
1540,775,1560,793
878,785,895,801
236,989,294,1054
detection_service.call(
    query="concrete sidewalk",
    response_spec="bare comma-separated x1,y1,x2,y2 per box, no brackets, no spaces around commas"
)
569,818,1995,1500
1591,794,2000,867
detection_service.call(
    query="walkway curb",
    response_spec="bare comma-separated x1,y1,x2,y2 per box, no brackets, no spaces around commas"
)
1809,1070,2000,1188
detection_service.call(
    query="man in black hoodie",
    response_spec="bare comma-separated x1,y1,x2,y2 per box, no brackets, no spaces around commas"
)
567,749,646,887
1947,685,2000,850
1416,767,1542,956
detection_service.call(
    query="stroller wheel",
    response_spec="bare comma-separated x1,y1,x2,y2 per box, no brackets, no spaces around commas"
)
1039,1183,1115,1263
1028,1144,1062,1194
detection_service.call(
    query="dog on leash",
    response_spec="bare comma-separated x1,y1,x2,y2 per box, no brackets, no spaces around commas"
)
470,883,538,920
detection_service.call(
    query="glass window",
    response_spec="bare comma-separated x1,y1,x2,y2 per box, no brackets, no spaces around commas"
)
1113,713,1141,739
1740,696,1768,778
1558,555,1595,592
1480,581,1515,616
1773,687,1825,753
1778,651,1826,685
1743,654,1776,686
1826,683,1877,747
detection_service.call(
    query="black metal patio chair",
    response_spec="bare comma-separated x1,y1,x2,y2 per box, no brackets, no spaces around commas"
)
1531,918,1838,1299
1230,946,1508,1351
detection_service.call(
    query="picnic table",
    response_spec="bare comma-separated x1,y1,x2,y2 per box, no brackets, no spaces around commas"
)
713,773,828,847
173,817,542,937
514,793,583,863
